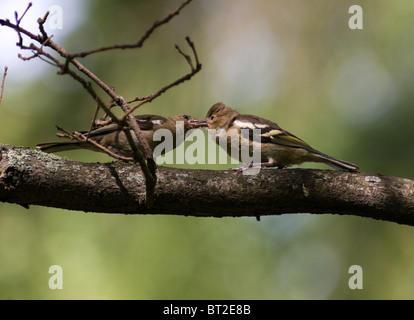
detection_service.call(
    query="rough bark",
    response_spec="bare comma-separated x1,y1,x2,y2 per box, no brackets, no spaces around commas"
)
1,144,413,226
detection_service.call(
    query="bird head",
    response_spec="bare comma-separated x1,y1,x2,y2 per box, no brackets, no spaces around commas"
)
169,114,197,132
204,102,240,130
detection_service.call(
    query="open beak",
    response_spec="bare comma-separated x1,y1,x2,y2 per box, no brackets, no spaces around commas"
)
189,118,208,128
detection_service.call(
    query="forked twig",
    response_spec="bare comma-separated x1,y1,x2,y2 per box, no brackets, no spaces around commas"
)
14,2,32,47
121,37,202,121
56,126,134,162
37,11,50,41
68,0,194,59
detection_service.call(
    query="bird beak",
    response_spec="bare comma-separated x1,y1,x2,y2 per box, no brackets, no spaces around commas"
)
189,118,208,128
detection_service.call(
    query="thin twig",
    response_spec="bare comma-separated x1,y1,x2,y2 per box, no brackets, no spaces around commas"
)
74,132,134,162
185,36,200,68
16,2,32,24
56,125,134,162
123,128,157,203
87,103,101,140
34,41,120,122
37,11,50,41
68,0,193,59
14,2,32,47
87,86,115,138
55,125,79,140
121,37,202,120
94,119,113,127
0,17,120,123
0,66,8,104
175,44,194,71
106,96,150,110
18,36,55,64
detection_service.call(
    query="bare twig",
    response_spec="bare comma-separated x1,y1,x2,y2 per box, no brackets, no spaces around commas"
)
74,132,134,162
87,102,102,139
87,86,115,138
121,37,202,121
94,118,113,127
15,2,32,25
68,0,193,59
18,35,55,65
175,44,194,70
0,66,8,104
16,40,119,123
14,2,32,47
55,125,75,137
1,14,120,123
37,11,50,41
185,36,200,68
55,126,134,162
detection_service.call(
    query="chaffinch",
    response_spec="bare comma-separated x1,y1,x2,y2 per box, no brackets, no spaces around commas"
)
36,114,196,157
194,102,359,171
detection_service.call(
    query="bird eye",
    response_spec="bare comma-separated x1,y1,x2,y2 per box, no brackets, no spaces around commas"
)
183,114,189,120
210,115,216,120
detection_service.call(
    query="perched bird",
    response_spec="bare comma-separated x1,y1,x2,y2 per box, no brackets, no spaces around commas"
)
195,102,359,171
37,114,197,157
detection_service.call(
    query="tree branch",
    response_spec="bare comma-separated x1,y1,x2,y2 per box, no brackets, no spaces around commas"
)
1,144,413,226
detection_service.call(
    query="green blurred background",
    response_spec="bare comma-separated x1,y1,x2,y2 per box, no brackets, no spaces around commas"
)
1,0,414,299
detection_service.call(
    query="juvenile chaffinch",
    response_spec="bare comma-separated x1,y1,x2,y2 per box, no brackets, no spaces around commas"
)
195,102,359,171
36,114,196,157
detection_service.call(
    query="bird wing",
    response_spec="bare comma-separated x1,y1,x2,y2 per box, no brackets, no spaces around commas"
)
134,114,168,131
79,115,168,137
233,114,312,150
262,128,312,149
79,123,121,137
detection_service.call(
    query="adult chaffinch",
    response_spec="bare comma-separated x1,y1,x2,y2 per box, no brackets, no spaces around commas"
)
36,114,196,157
194,102,359,171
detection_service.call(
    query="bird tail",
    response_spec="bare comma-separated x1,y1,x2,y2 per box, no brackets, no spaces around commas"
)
313,151,359,172
36,141,89,153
